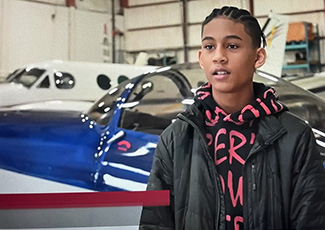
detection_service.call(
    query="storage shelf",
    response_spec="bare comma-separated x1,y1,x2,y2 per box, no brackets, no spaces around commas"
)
283,63,309,70
285,43,308,50
282,22,321,74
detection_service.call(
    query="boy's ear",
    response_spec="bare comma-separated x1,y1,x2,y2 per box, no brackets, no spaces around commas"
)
198,49,204,69
254,48,267,69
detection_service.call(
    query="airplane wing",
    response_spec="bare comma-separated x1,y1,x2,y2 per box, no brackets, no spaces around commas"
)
258,13,289,77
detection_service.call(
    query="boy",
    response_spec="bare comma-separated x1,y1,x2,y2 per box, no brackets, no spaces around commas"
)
139,6,325,230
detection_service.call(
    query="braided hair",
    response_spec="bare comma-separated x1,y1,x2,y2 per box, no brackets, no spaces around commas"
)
201,6,266,48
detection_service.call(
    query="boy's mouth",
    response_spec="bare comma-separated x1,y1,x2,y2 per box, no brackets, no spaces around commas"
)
213,71,230,75
211,68,230,80
212,68,230,75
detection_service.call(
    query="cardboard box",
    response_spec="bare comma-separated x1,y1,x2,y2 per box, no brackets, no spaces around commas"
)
286,22,314,42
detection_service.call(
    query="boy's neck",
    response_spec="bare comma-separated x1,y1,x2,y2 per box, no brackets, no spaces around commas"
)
212,88,255,115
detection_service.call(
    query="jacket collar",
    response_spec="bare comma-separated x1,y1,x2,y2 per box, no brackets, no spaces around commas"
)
179,102,287,154
249,114,287,157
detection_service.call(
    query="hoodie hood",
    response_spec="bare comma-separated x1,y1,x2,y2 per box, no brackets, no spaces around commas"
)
194,82,288,126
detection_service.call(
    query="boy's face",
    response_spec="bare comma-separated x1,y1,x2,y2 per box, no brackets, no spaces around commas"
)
199,17,266,96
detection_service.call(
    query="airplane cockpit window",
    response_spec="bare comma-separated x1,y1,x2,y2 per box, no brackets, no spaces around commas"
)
88,79,131,125
54,72,75,89
97,74,111,90
118,75,129,84
37,76,50,88
6,68,45,88
5,68,22,82
119,73,187,135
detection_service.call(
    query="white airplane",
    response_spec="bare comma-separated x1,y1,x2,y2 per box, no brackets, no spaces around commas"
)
0,60,157,110
288,72,325,100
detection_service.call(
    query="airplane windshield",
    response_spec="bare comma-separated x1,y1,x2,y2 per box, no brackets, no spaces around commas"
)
6,68,46,88
87,79,133,125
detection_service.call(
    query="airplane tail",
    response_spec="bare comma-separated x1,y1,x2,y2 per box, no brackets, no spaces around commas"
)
258,13,289,77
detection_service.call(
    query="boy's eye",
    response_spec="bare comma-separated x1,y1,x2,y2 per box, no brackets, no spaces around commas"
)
204,44,214,50
227,44,238,49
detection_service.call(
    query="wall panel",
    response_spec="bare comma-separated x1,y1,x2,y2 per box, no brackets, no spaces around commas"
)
1,0,325,76
126,27,183,52
187,24,201,48
0,0,118,80
254,0,324,16
124,2,181,30
23,0,65,5
0,0,9,78
76,0,110,12
128,0,177,7
188,49,200,64
187,0,248,24
6,0,69,71
72,9,111,62
124,0,249,63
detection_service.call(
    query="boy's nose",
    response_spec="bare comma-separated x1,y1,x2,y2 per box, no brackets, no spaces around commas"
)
213,48,227,63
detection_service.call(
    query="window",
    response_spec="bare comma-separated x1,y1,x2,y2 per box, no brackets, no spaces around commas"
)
87,79,130,126
54,72,75,89
5,68,22,82
118,75,129,84
119,74,185,135
7,68,45,88
97,74,111,90
37,76,50,88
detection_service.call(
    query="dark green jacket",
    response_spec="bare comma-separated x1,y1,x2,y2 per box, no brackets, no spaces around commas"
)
140,102,325,230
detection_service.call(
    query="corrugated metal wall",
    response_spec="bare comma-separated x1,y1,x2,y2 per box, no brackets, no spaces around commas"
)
124,0,325,69
0,0,324,79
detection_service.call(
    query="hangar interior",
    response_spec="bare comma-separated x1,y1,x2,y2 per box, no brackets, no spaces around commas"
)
1,1,325,229
0,0,325,81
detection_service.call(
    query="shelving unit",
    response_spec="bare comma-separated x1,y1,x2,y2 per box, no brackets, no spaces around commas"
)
282,22,321,73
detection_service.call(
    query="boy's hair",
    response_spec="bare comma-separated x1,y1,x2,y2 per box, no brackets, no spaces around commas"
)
202,6,266,48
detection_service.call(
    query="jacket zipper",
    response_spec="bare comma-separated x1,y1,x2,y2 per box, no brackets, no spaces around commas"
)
251,163,257,191
244,131,284,229
250,161,257,230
